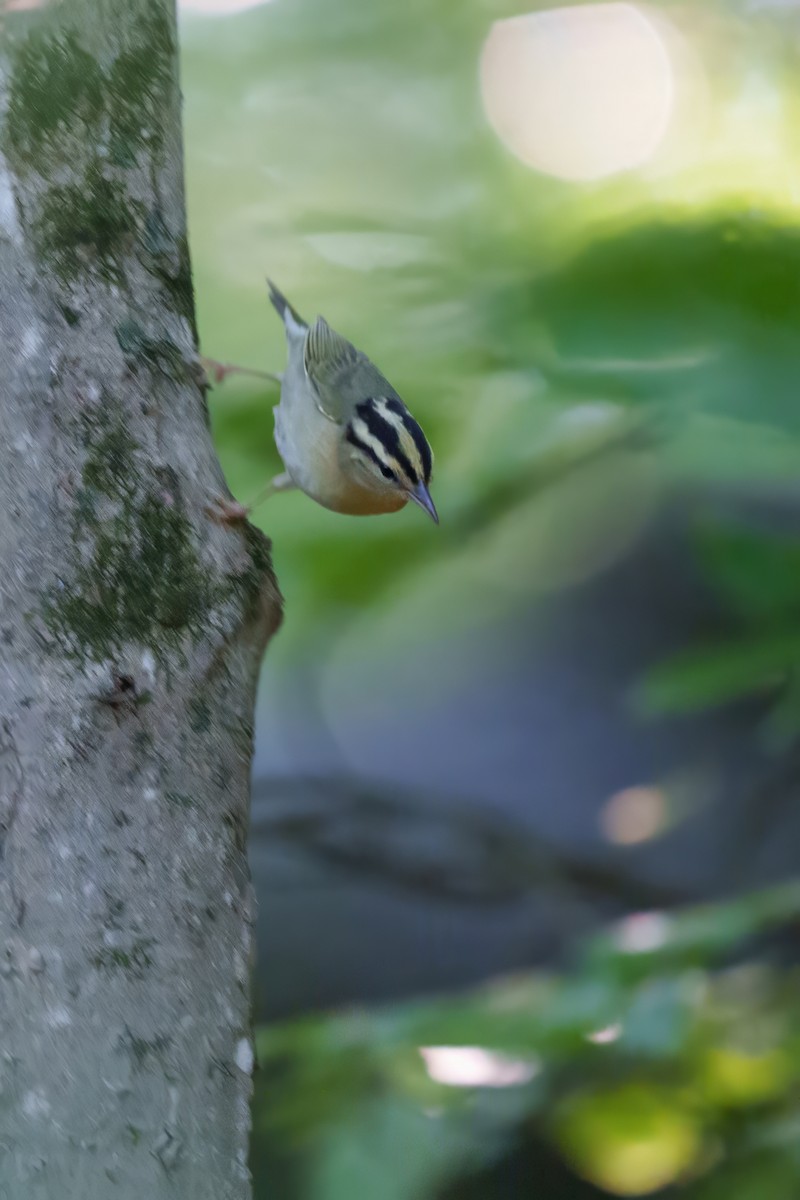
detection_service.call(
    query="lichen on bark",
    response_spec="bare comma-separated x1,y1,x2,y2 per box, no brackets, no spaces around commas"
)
6,0,174,171
0,1,280,1196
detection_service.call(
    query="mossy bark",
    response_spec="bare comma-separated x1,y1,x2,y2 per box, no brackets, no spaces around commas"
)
0,2,281,1196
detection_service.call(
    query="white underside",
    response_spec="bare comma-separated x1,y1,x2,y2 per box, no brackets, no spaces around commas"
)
272,320,407,516
273,386,343,507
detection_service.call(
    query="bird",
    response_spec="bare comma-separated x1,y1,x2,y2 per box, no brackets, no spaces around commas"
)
208,281,438,524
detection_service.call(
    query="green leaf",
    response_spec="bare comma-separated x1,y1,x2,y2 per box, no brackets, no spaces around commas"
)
696,523,800,622
693,1151,800,1200
620,977,692,1059
636,633,800,714
311,1098,470,1200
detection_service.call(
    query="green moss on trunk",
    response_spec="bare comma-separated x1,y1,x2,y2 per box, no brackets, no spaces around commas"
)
4,2,186,300
6,29,104,165
6,1,174,173
35,165,142,283
41,406,213,662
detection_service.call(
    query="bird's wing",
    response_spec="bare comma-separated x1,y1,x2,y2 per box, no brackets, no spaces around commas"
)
304,317,398,422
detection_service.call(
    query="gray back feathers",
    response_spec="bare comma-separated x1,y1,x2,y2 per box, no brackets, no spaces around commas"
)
267,281,434,490
304,317,401,425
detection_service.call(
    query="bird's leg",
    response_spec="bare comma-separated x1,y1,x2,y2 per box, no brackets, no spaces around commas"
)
199,356,283,388
206,472,296,524
243,472,295,514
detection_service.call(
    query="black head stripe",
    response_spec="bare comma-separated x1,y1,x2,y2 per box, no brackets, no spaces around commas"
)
382,398,433,484
355,399,420,487
346,424,397,481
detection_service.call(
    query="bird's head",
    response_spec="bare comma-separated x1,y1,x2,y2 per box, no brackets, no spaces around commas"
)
344,396,438,523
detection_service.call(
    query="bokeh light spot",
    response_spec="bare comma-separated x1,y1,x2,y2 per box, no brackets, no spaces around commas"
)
479,4,674,181
601,785,668,845
179,0,272,16
587,1022,623,1045
614,912,671,954
420,1046,539,1088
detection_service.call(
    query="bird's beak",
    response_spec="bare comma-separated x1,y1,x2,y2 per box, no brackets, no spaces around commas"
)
408,480,439,524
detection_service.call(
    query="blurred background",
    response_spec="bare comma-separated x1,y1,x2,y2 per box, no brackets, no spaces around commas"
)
179,0,800,1195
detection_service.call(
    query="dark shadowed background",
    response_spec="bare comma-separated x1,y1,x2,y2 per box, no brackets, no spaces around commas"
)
179,1,800,1195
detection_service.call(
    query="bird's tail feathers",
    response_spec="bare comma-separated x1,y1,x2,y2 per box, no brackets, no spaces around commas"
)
266,279,307,331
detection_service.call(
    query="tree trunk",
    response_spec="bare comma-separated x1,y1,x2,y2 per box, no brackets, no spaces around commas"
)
0,2,281,1195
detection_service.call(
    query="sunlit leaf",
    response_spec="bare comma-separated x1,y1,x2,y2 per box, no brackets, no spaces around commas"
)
700,1047,793,1108
553,1084,701,1196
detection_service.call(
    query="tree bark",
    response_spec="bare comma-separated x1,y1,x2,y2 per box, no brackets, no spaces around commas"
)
0,2,281,1195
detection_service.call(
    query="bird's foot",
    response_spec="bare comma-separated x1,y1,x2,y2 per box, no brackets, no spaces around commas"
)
205,495,251,524
200,357,237,386
199,357,282,388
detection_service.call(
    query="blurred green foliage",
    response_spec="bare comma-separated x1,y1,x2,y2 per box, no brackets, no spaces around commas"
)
252,884,800,1198
182,0,800,678
180,0,800,1194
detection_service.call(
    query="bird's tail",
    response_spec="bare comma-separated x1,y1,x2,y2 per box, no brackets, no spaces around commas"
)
266,279,307,330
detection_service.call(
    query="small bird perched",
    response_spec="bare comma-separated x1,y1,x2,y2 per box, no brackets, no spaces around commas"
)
211,281,438,524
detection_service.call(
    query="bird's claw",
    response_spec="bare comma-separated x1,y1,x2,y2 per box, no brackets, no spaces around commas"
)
198,356,282,388
199,357,238,386
205,496,251,524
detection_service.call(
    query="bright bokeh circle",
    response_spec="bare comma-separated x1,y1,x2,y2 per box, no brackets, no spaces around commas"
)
480,4,674,181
